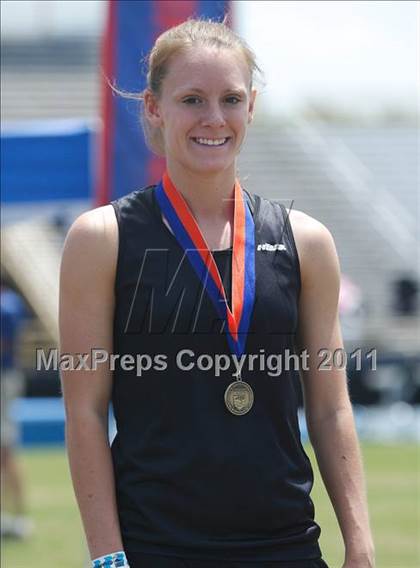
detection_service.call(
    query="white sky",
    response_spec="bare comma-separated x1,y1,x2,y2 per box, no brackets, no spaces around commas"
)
236,0,418,115
1,0,418,115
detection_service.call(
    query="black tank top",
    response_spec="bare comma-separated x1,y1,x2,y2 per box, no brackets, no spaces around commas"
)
110,186,322,562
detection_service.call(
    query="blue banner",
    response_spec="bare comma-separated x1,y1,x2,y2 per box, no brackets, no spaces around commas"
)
1,121,92,203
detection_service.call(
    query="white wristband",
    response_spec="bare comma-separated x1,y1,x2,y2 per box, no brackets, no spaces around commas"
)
91,550,130,567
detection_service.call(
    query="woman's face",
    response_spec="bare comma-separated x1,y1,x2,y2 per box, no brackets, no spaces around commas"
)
145,46,256,176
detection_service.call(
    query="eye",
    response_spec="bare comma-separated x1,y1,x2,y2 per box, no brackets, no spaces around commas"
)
225,96,241,105
182,96,202,105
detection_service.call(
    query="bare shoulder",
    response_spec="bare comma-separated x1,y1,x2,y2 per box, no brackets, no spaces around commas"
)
60,204,118,288
64,204,117,246
285,208,339,283
286,207,333,247
62,205,117,262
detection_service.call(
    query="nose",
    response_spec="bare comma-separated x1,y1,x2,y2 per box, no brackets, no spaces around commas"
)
201,103,226,128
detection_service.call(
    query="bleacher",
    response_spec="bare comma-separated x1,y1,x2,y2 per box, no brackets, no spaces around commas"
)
1,37,100,121
238,119,419,356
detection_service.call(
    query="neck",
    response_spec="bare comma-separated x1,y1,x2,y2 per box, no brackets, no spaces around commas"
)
165,161,237,220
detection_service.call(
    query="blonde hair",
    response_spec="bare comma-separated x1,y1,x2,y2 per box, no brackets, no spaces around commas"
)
112,17,262,156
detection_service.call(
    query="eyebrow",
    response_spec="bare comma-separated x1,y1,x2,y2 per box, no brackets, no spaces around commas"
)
175,87,247,97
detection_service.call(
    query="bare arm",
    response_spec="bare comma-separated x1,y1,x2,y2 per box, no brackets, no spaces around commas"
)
59,205,123,559
290,211,375,568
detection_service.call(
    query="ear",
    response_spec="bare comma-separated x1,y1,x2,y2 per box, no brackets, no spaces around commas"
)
248,89,257,124
143,90,163,127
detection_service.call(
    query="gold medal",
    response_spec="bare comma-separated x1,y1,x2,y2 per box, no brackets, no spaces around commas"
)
224,373,254,415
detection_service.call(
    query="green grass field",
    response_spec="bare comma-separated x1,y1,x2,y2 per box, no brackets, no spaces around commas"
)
1,443,419,567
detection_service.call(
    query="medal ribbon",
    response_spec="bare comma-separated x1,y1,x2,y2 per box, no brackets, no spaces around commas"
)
155,171,255,358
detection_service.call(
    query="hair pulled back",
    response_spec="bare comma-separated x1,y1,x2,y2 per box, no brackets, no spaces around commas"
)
116,18,262,155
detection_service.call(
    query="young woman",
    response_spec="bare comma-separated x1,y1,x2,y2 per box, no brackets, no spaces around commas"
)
59,19,375,568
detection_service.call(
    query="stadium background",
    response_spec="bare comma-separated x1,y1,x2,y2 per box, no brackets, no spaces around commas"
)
1,1,419,566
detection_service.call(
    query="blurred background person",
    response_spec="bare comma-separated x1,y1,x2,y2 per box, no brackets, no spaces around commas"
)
1,276,33,539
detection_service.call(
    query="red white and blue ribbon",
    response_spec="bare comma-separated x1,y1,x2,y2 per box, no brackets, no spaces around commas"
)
155,172,255,358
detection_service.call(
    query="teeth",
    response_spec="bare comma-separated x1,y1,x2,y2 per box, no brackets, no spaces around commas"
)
195,137,227,146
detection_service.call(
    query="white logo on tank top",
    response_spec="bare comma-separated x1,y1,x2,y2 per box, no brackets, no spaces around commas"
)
257,243,287,252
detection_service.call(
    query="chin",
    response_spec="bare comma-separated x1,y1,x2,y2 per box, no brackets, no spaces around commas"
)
187,155,234,175
193,164,231,177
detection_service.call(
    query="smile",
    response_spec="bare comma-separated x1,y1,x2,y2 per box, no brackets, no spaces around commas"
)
191,137,230,146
